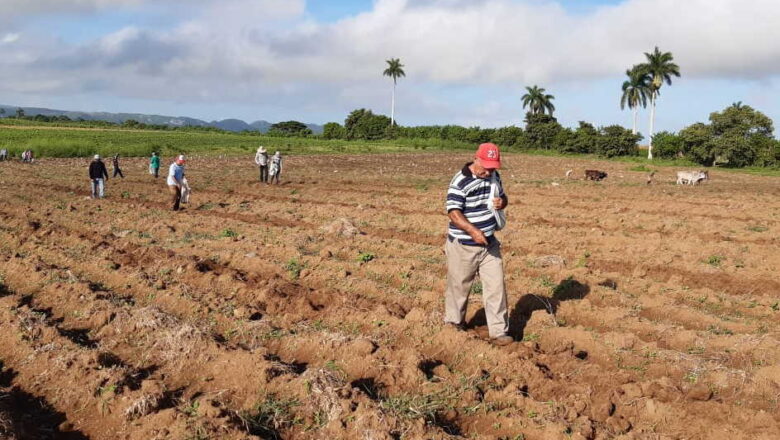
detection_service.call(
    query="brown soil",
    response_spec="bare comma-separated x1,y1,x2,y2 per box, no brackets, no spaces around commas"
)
0,153,778,439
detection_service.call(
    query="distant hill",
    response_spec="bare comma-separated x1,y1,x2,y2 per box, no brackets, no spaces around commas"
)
0,105,323,134
210,118,252,132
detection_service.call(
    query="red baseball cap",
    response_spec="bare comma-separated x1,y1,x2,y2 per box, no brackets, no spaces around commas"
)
476,143,501,169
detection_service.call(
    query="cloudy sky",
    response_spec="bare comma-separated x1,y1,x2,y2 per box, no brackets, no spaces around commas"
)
2,0,780,135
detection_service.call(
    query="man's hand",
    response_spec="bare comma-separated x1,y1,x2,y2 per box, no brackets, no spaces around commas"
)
493,197,505,210
469,229,488,246
449,209,489,245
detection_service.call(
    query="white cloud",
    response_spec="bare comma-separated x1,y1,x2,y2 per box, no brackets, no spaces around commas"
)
1,33,19,44
2,0,780,126
0,0,142,16
256,0,780,84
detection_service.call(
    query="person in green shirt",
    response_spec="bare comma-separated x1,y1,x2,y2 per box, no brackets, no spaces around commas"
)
149,152,161,178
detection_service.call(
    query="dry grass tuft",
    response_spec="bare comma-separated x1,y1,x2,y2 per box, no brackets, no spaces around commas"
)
16,309,46,342
124,393,162,420
110,307,204,363
154,324,202,362
303,368,347,423
131,307,178,331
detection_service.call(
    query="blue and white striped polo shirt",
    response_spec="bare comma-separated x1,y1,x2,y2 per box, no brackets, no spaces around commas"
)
446,163,504,245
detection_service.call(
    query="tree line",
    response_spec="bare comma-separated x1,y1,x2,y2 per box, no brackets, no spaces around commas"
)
367,49,777,167
322,108,641,158
652,103,779,167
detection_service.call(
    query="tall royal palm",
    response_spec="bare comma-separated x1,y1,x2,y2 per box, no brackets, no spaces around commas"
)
383,58,405,127
620,65,650,135
521,85,556,116
638,46,680,159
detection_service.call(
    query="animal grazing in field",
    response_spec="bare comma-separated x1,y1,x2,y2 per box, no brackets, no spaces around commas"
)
584,170,608,181
646,171,655,185
676,170,709,185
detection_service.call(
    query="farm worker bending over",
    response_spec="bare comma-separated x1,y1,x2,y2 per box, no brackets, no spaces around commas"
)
89,154,109,199
444,143,512,346
255,146,269,183
269,151,282,185
150,152,160,178
167,155,186,211
112,154,124,178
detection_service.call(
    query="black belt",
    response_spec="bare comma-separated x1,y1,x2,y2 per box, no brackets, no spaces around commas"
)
448,234,496,246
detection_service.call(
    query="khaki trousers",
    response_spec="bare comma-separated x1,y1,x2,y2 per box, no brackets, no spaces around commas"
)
444,237,508,338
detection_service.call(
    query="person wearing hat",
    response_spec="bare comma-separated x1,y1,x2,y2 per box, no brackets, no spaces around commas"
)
254,146,269,183
167,155,187,211
268,151,283,185
88,154,109,199
149,152,160,178
444,142,512,346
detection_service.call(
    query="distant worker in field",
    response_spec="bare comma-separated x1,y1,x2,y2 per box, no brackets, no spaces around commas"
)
444,142,512,346
112,154,124,178
149,152,160,178
255,146,269,183
269,151,282,185
88,154,109,199
0,149,7,161
167,154,186,211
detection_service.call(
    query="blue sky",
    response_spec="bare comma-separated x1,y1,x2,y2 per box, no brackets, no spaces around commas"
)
307,0,374,21
2,0,780,136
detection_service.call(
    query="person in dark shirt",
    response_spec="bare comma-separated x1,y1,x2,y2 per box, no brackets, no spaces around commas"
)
150,152,160,178
112,154,124,178
88,154,109,199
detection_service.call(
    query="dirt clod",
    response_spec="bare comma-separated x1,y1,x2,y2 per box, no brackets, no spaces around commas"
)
319,249,333,258
687,383,713,401
591,401,615,422
350,338,377,356
322,218,360,237
534,255,566,268
606,415,631,434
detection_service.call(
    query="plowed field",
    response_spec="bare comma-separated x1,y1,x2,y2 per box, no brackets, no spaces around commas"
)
0,153,778,440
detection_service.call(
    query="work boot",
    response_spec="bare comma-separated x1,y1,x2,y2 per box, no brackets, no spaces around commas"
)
490,335,514,346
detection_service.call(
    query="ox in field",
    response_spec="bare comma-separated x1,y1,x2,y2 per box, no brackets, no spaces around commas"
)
676,170,709,185
584,170,608,181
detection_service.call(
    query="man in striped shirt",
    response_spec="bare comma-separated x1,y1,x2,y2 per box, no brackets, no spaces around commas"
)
444,143,512,346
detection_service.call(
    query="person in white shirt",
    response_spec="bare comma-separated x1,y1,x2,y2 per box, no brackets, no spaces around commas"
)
255,146,269,183
167,155,186,211
269,151,283,185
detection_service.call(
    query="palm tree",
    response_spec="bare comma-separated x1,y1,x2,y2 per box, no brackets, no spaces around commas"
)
521,86,555,116
383,58,405,127
637,46,680,159
620,65,651,135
